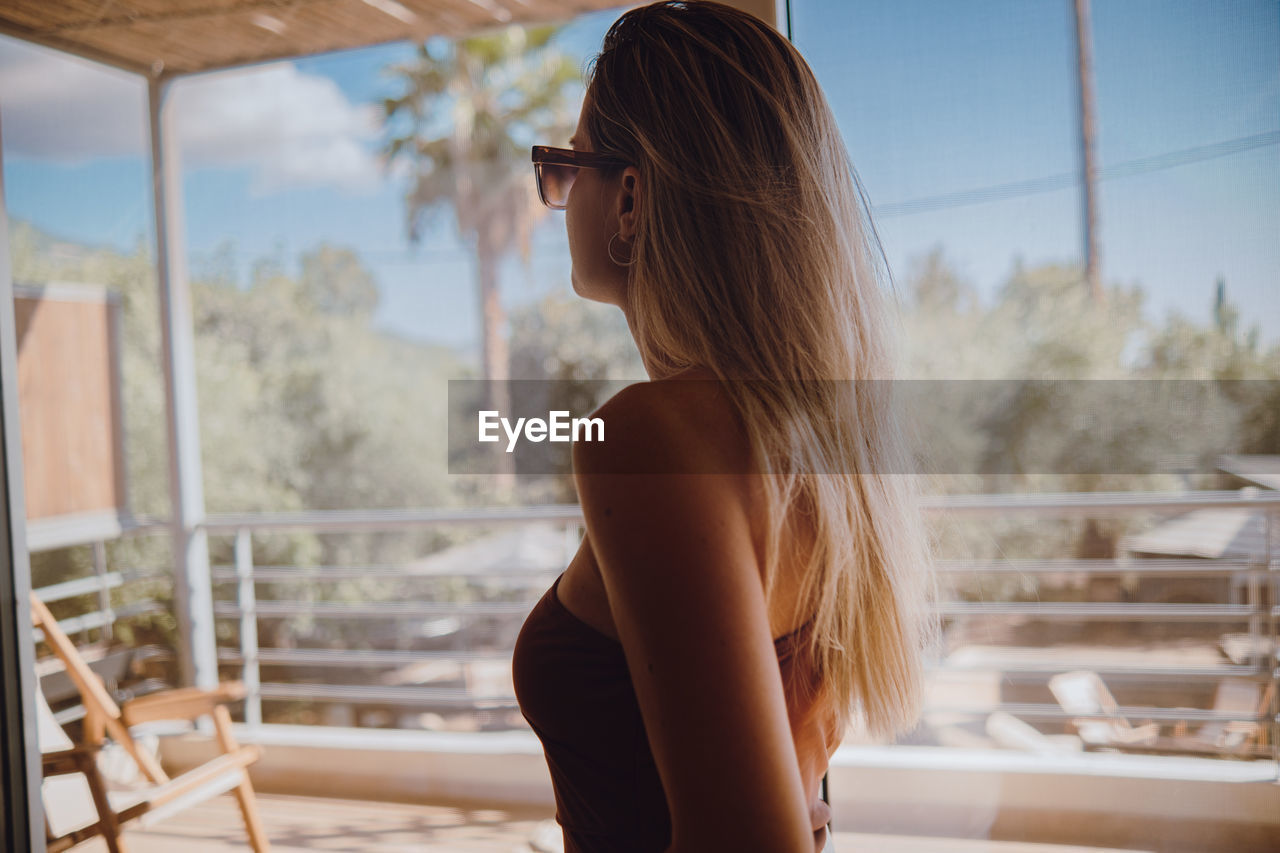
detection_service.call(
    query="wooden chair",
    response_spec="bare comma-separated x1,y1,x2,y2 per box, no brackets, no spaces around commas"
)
1047,670,1160,748
38,687,146,852
32,591,270,851
1181,679,1276,754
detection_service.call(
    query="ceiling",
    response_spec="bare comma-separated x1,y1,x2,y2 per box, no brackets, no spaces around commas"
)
0,0,636,77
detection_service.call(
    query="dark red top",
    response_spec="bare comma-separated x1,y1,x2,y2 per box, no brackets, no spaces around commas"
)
512,571,836,853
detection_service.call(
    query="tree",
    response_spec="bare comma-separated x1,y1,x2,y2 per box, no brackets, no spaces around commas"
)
505,291,647,503
299,244,379,317
381,25,581,386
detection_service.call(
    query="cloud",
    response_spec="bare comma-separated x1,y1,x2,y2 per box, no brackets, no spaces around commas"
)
0,37,386,194
0,38,146,161
174,62,384,194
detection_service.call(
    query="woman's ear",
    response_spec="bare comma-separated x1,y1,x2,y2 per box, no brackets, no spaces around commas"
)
616,165,642,242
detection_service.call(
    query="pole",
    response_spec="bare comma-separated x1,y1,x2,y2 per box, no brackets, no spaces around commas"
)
0,101,45,852
1072,0,1104,305
149,75,218,690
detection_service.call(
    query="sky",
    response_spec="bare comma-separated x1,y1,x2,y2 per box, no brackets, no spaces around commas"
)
1,0,1277,359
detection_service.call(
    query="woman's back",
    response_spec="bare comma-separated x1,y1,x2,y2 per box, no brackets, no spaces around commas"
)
555,371,818,643
512,375,839,852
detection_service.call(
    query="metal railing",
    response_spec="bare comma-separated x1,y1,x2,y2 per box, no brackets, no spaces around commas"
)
29,518,171,645
201,508,582,727
29,519,172,724
30,489,1280,764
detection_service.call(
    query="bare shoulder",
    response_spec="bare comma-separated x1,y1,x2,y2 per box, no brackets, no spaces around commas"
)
572,375,750,477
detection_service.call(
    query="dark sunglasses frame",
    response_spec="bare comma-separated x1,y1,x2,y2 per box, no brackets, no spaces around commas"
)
531,145,630,210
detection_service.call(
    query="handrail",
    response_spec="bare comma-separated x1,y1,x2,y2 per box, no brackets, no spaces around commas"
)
931,557,1273,576
258,683,519,708
934,602,1259,620
201,505,584,533
218,648,513,666
208,566,563,581
920,489,1280,514
209,598,1264,621
212,600,534,617
30,600,164,645
194,489,1280,532
208,558,1270,581
36,571,125,604
27,513,169,553
214,644,1272,681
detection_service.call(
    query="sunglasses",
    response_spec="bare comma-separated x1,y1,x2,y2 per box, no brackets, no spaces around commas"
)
531,145,629,210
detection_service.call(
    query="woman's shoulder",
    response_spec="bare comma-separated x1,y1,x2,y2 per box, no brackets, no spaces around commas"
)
573,370,749,476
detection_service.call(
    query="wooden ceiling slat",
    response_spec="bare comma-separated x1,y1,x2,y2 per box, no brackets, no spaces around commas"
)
72,1,335,33
0,0,629,77
1,0,136,30
395,1,472,36
427,0,512,35
73,23,236,73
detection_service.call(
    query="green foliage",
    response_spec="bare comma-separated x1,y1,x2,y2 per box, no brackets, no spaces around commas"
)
13,222,491,652
191,249,459,522
382,26,581,242
478,291,647,503
380,23,584,382
895,246,1278,600
900,248,1148,380
299,244,379,317
509,289,645,382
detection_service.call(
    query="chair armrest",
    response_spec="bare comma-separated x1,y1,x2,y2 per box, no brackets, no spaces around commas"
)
1110,722,1160,744
41,744,102,777
121,681,246,727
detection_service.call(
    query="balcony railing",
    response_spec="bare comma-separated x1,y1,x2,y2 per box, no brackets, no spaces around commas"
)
31,488,1280,768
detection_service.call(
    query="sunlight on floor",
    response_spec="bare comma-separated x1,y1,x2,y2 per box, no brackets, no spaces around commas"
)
67,792,1158,853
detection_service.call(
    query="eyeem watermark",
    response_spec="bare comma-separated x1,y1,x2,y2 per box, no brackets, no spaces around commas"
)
479,410,604,453
449,378,1280,475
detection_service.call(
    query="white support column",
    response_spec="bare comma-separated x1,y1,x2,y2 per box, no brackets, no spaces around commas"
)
148,75,217,690
0,97,46,853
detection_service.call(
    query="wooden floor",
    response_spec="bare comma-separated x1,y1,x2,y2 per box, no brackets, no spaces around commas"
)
69,793,1150,853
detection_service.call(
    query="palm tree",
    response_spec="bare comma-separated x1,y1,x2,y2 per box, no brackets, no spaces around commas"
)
382,25,581,384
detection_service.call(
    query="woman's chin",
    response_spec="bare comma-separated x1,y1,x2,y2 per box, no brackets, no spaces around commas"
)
570,271,609,305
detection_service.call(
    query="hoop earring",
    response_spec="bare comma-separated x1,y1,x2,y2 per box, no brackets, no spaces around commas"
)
608,232,636,267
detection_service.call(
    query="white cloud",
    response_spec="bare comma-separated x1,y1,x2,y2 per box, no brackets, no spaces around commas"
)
0,37,146,161
0,37,386,194
174,62,384,194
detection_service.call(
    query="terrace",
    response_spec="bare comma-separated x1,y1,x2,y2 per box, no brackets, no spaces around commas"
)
2,2,1278,853
22,489,1280,852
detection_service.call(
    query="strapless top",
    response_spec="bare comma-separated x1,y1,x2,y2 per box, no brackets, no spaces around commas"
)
512,571,837,852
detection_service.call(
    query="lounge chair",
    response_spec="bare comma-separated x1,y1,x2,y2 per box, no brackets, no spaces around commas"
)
38,686,144,852
32,591,271,851
1181,679,1275,754
1047,670,1160,748
985,710,1083,754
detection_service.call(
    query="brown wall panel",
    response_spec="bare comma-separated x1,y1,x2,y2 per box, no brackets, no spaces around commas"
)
14,287,125,521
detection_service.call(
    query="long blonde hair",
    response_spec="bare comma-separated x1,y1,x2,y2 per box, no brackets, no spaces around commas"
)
585,0,935,740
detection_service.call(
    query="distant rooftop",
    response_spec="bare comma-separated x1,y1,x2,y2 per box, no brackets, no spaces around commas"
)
1217,454,1280,491
1121,507,1275,560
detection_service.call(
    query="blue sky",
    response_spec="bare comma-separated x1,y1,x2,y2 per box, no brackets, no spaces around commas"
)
2,1,1277,358
795,0,1279,337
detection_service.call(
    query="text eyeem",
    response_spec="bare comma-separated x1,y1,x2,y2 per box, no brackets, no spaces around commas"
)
478,410,604,453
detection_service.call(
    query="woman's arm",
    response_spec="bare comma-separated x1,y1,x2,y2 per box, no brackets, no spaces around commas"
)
572,384,814,853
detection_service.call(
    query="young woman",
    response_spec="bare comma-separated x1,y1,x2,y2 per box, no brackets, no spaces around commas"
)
512,3,934,852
